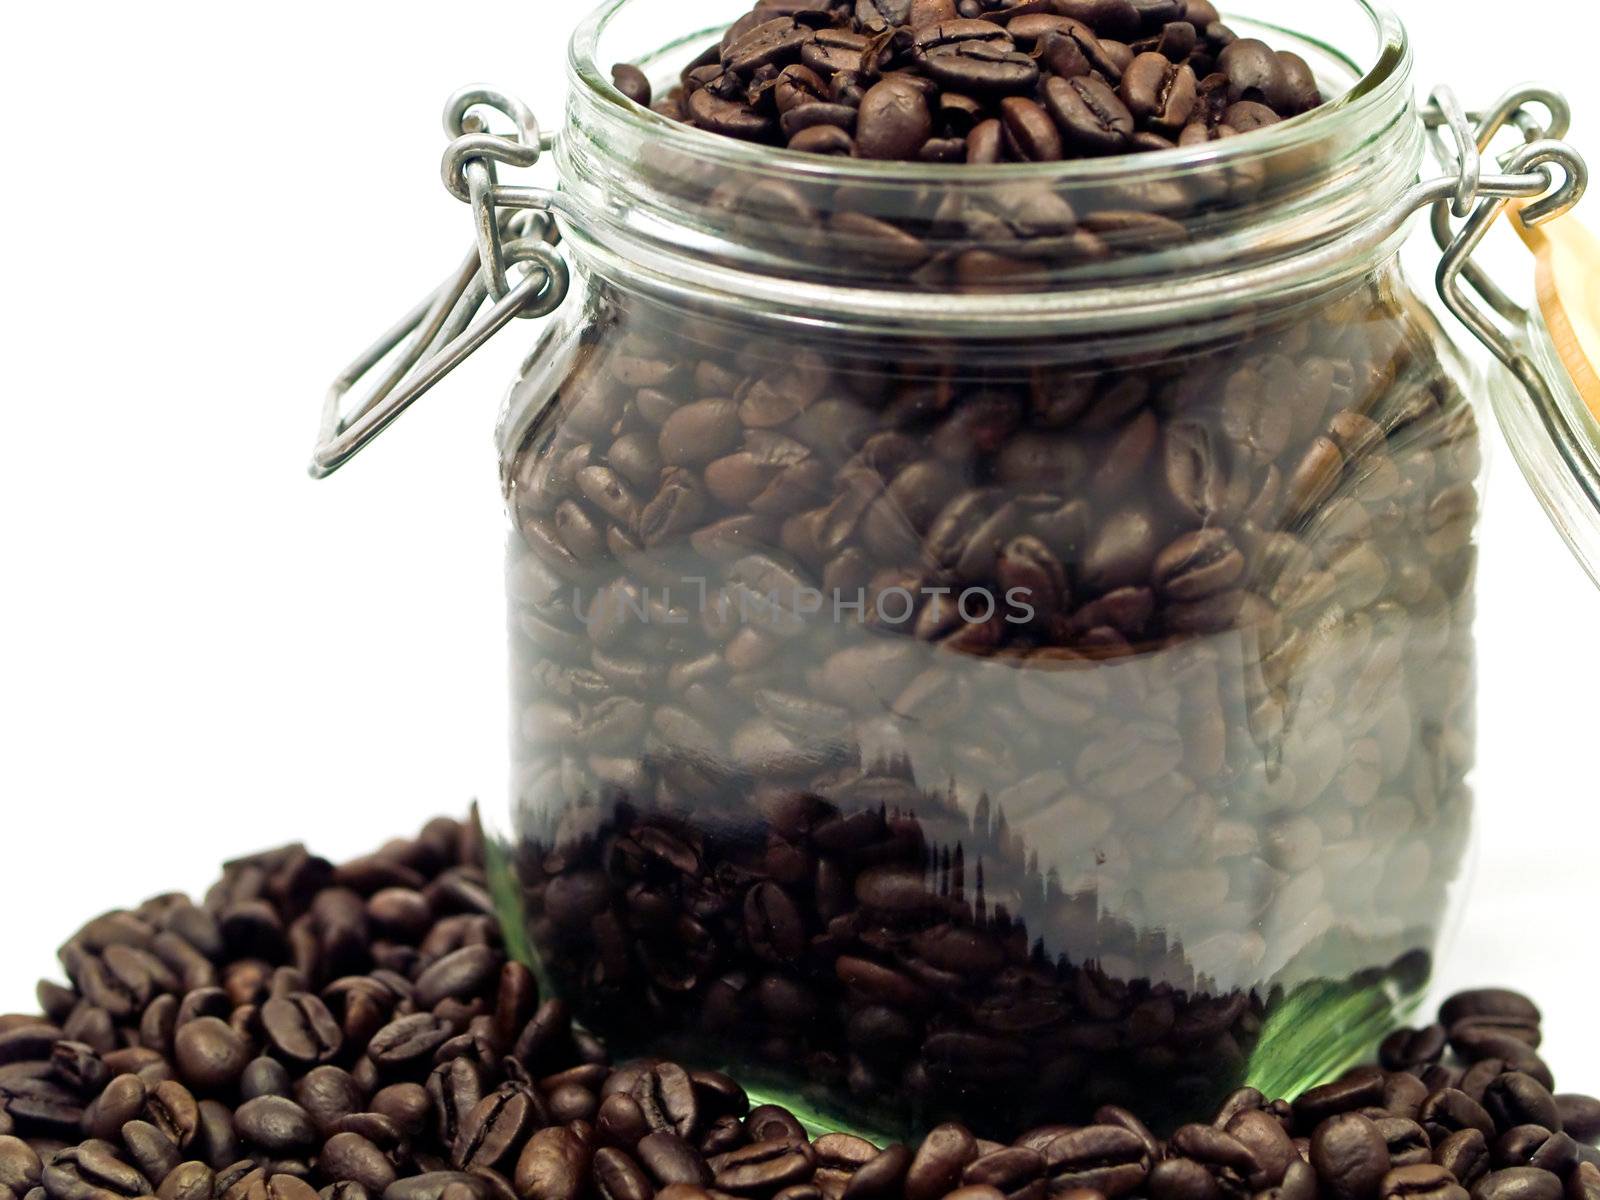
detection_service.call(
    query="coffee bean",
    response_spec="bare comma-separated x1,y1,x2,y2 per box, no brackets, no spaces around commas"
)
1312,1114,1391,1200
856,79,933,159
1437,1130,1492,1187
906,1126,980,1200
321,1134,399,1194
1556,1096,1600,1145
1042,75,1133,152
172,1018,250,1093
158,1161,215,1200
711,1141,816,1194
1120,51,1196,130
235,1097,318,1154
637,1133,712,1188
998,97,1062,161
1382,1164,1467,1200
1149,1158,1220,1200
453,1086,541,1171
1472,1170,1563,1200
1042,1126,1150,1197
1484,1076,1562,1135
1383,1027,1449,1073
262,996,343,1067
369,1015,454,1071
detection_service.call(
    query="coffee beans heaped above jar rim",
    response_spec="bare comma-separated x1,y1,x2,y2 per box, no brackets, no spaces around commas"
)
611,0,1323,164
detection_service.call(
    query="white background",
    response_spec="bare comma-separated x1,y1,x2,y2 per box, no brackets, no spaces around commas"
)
1,1,1596,1091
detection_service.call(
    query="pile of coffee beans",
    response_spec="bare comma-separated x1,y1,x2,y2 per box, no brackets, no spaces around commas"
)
504,267,1478,1130
2,817,1597,1200
615,0,1322,161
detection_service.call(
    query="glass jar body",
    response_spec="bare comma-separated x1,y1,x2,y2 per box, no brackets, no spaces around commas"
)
496,253,1480,1136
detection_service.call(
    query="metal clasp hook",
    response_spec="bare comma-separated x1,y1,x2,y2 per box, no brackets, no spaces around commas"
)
310,85,570,479
1424,85,1588,413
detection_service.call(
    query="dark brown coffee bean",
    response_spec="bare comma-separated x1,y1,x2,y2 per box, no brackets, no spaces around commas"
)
637,1133,712,1188
453,1086,542,1172
1556,1097,1600,1145
1383,1027,1450,1072
856,79,932,159
1437,1131,1492,1188
171,1018,249,1093
1485,1076,1562,1136
1472,1170,1563,1200
1120,51,1196,130
1312,1114,1391,1200
711,1141,815,1194
610,64,651,106
1042,1126,1150,1197
1382,1164,1467,1200
370,1015,454,1071
999,97,1063,161
158,1161,215,1200
235,1097,318,1154
1043,75,1133,152
260,995,342,1066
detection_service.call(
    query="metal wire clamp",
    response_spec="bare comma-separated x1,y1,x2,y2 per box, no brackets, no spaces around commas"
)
311,86,568,480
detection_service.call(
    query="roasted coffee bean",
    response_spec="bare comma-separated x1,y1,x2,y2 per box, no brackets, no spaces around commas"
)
1372,1119,1431,1170
1120,51,1195,130
1422,1093,1498,1145
0,1139,41,1193
172,1018,250,1093
1383,1028,1449,1073
1556,1097,1600,1145
998,97,1062,161
453,1086,542,1171
1436,1131,1492,1188
1042,75,1133,152
321,1133,400,1193
1484,1076,1562,1135
261,996,343,1066
242,1058,293,1102
234,1097,318,1154
636,1133,712,1188
158,1161,215,1200
1472,1170,1563,1200
1382,1164,1466,1200
1042,1126,1150,1197
1149,1158,1221,1200
611,64,652,107
1439,994,1541,1038
907,1126,980,1200
1312,1114,1391,1200
711,1140,816,1194
856,79,933,159
370,1015,454,1072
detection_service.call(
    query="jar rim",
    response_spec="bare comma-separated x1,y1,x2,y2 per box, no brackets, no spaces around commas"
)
566,0,1408,186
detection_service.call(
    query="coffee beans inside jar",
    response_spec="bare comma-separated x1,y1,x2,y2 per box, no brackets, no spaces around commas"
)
493,0,1483,1139
502,270,1479,1134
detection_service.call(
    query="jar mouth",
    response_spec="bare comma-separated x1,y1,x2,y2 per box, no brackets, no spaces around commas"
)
555,0,1423,336
566,0,1406,188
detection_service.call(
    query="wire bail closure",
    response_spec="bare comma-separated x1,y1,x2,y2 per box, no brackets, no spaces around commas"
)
311,81,1588,480
311,86,569,480
1425,86,1587,407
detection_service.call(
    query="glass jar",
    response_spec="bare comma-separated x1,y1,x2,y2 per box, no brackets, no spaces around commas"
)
312,0,1591,1139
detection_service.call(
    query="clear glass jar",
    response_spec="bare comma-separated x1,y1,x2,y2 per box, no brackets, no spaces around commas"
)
310,0,1590,1142
496,0,1473,1138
